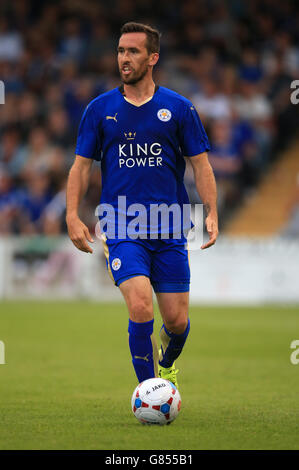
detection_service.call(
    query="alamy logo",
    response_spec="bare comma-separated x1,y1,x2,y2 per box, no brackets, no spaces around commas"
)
290,340,299,365
0,341,5,364
0,81,4,104
290,80,299,105
95,196,204,251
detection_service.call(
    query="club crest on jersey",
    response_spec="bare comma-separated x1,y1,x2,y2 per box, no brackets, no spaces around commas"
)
157,108,172,122
111,258,121,271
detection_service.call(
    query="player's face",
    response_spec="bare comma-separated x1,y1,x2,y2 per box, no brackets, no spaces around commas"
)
118,33,158,85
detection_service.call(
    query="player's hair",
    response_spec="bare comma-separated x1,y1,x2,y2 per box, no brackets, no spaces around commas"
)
120,22,161,54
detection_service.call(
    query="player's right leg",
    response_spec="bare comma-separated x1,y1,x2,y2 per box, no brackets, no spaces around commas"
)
119,275,159,382
101,236,158,383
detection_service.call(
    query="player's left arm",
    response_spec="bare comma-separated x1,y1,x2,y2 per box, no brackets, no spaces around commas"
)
188,152,219,249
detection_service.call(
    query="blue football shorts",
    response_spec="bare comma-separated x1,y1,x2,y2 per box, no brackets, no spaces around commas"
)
101,235,190,293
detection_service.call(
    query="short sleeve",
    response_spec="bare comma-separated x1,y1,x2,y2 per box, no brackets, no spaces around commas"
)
75,103,102,161
179,102,211,157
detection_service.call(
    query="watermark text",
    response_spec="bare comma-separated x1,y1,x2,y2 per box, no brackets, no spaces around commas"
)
95,197,204,250
290,340,299,365
0,81,5,104
290,80,299,105
0,341,5,364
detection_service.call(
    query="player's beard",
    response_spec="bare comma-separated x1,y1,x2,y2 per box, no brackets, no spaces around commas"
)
120,63,149,85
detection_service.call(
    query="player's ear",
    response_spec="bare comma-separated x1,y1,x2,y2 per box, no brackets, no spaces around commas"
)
149,52,159,66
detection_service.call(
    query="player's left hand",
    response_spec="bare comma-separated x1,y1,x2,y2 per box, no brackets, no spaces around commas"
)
201,213,218,249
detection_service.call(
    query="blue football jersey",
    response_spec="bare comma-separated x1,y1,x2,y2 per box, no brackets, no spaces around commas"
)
75,85,210,238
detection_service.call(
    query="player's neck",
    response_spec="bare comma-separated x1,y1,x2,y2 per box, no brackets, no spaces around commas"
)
123,78,156,105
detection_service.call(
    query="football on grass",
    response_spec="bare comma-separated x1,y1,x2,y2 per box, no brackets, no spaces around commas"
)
131,377,181,425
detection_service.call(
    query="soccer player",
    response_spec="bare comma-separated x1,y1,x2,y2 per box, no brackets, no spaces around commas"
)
66,22,218,388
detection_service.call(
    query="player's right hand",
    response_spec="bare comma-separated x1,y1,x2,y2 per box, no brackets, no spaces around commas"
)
66,215,94,254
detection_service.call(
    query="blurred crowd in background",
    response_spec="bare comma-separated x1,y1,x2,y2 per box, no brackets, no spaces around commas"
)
0,0,298,236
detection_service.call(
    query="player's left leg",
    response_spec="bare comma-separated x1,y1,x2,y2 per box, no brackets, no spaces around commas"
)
156,291,190,382
151,240,191,387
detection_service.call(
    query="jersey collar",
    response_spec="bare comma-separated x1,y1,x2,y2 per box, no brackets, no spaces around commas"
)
118,84,159,107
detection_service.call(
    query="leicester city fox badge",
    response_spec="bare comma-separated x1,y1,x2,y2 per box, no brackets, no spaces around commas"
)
112,258,121,271
157,109,172,122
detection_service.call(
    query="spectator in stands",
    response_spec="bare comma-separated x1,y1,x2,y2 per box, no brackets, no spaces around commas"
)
0,166,18,234
232,78,274,169
0,166,26,234
0,17,24,62
17,92,41,139
191,77,231,123
58,17,87,63
46,107,72,148
42,179,67,236
0,126,27,178
20,171,53,234
208,119,243,216
21,126,57,178
64,77,96,131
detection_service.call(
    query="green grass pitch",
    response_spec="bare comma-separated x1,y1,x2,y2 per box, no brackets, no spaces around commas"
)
0,301,298,450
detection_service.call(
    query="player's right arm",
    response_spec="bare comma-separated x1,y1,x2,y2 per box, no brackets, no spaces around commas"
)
66,155,94,254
